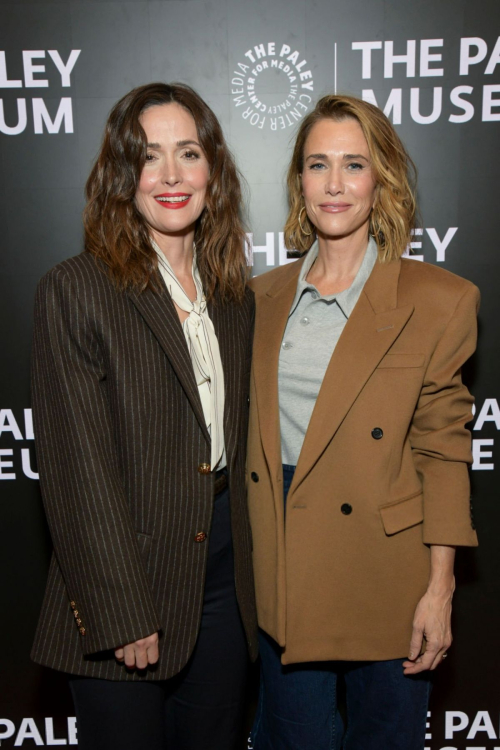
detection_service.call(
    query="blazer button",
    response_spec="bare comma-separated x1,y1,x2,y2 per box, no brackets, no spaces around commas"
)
341,503,352,515
371,427,383,440
251,472,259,482
198,463,211,474
194,531,207,543
79,627,86,636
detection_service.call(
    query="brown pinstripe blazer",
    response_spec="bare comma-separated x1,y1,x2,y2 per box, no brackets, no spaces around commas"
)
31,252,257,680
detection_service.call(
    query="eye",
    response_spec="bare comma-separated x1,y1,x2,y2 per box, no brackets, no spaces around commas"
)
183,150,200,160
346,162,365,171
145,152,157,162
308,162,326,170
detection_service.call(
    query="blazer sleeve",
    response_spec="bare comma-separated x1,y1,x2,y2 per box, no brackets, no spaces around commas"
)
32,267,161,656
409,283,480,547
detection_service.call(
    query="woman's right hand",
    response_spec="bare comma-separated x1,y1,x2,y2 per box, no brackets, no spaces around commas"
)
114,632,159,669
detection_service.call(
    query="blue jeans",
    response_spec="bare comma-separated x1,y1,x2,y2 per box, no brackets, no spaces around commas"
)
250,465,432,750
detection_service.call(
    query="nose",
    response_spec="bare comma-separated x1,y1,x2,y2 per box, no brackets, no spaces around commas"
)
161,155,182,187
325,163,344,196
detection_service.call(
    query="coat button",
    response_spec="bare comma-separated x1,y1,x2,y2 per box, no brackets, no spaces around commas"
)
341,503,352,515
251,472,259,482
79,627,86,636
194,531,207,543
70,601,76,610
73,610,79,618
76,618,82,626
371,427,383,440
198,463,211,474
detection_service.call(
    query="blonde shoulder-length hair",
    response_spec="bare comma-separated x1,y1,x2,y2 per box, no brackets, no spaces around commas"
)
284,94,418,261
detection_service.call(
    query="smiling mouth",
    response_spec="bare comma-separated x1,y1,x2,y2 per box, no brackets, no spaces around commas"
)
154,193,191,210
155,193,191,205
319,203,352,212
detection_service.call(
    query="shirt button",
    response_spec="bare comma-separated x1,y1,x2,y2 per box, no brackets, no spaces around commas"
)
341,503,353,515
300,317,310,326
282,341,293,350
311,291,319,300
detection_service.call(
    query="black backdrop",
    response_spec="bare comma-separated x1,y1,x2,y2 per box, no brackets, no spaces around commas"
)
1,0,499,747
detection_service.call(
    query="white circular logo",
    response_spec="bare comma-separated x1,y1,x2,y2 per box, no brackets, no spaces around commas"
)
231,42,315,132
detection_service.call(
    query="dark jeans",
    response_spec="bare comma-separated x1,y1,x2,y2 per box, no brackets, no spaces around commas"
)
250,465,432,750
70,479,249,750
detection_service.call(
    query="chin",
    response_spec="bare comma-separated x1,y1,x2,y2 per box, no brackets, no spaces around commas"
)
317,222,351,239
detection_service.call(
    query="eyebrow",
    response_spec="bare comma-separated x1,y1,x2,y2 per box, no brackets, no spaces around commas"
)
305,152,370,162
344,153,369,161
146,140,201,149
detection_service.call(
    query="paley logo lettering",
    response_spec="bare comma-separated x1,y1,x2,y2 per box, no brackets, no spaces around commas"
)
247,226,459,268
0,717,77,746
351,37,500,124
424,708,500,748
231,42,315,131
0,408,38,480
471,398,500,471
0,49,81,135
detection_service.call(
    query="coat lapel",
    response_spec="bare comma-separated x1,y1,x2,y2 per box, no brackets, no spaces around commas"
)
207,295,238,468
252,260,305,479
290,258,414,493
127,283,210,446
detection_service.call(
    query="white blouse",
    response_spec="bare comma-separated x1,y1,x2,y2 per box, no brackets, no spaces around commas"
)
154,242,226,470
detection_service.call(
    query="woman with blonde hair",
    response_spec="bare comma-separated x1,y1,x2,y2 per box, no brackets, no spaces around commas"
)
31,82,257,750
248,94,479,749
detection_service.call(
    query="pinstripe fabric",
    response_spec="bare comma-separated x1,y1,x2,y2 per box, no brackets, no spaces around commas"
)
31,252,257,681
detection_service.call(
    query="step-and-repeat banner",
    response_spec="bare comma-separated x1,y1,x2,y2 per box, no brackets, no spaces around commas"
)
1,0,498,747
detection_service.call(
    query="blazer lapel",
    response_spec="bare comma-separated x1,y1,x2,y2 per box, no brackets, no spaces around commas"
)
291,258,414,493
252,259,305,481
207,295,238,468
127,284,210,446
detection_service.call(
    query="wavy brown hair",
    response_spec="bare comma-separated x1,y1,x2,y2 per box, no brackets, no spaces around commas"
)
284,94,418,261
84,82,248,302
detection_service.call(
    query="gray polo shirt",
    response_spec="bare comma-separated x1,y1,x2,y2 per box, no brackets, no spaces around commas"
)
279,237,378,466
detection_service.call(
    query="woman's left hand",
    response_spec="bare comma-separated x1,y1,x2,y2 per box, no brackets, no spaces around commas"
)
403,544,456,675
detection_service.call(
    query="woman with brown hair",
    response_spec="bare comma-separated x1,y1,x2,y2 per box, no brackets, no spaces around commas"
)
247,94,479,749
31,82,257,750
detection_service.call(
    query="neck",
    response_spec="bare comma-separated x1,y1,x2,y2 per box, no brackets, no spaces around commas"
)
312,224,370,285
152,228,195,278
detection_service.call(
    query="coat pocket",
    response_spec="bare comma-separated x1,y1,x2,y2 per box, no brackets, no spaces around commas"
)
377,353,425,368
379,491,423,535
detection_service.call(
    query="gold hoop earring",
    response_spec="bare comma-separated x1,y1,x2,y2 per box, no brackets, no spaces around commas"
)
298,206,313,236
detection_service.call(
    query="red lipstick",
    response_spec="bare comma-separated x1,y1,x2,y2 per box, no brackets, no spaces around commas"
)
154,192,191,209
